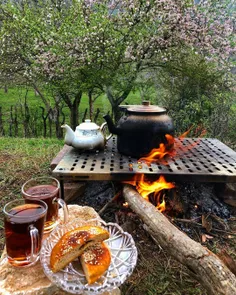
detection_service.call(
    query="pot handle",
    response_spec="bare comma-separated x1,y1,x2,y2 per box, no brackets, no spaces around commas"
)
100,122,112,141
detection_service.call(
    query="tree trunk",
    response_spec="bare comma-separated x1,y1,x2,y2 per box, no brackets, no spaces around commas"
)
82,108,88,122
70,92,82,129
32,84,50,111
105,84,134,122
94,108,100,123
55,105,63,139
9,106,13,137
58,110,66,139
40,107,47,137
123,184,236,295
105,61,142,122
14,106,18,136
0,107,5,136
58,91,82,130
88,90,93,120
24,105,30,137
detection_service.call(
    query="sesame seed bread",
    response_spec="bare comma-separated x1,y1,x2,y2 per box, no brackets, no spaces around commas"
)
80,242,111,284
50,225,110,273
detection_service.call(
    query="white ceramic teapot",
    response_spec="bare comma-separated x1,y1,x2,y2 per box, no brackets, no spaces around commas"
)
61,119,111,150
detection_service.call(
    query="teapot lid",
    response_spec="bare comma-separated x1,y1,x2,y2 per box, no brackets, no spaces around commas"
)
127,101,166,114
76,119,99,130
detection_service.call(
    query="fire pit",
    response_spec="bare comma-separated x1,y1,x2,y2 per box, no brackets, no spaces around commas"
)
51,136,236,295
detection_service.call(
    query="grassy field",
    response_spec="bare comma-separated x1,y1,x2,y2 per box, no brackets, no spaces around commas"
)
1,87,235,149
0,87,147,140
0,87,143,127
0,87,145,108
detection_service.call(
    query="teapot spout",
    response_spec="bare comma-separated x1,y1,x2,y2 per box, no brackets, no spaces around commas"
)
103,114,121,135
61,124,75,146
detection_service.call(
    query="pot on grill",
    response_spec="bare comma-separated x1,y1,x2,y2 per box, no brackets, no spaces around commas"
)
103,101,175,158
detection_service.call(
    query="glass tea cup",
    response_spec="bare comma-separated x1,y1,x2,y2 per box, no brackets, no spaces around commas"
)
21,176,69,233
3,198,47,267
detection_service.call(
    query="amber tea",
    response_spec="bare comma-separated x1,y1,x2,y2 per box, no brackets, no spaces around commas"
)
4,199,47,267
24,184,59,229
22,177,68,233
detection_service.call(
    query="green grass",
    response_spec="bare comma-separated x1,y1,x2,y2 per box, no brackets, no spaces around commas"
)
0,87,149,113
0,87,142,119
0,86,159,142
0,137,63,248
0,87,39,107
0,137,63,186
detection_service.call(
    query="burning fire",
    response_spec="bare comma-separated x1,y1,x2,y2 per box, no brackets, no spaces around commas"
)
123,125,206,211
139,126,207,164
139,134,175,163
124,174,175,212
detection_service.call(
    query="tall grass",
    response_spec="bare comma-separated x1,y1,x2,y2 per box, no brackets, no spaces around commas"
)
0,137,63,251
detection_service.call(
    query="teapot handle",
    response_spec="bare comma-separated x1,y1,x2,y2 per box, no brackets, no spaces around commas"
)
100,122,112,141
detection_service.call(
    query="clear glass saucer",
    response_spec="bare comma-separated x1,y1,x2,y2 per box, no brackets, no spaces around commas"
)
40,218,138,295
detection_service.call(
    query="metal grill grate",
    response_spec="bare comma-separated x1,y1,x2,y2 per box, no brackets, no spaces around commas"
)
53,137,236,183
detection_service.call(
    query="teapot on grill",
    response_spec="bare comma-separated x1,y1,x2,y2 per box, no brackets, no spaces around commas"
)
61,119,111,150
103,101,175,158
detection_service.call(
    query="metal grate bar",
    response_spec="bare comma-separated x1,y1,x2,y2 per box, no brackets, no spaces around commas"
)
52,137,236,183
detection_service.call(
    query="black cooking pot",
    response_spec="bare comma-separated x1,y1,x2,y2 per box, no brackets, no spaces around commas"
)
103,101,175,158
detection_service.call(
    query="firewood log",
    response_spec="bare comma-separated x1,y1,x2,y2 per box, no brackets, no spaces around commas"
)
123,184,236,295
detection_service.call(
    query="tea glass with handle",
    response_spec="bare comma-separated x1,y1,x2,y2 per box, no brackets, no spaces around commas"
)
3,198,48,267
21,176,69,233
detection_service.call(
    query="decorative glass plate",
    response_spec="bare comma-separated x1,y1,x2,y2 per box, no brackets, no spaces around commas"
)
40,218,138,295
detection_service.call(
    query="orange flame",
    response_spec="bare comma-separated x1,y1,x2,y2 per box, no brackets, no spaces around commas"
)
179,125,207,139
157,196,166,212
139,134,175,163
124,174,175,211
124,125,206,211
177,125,207,150
139,126,207,164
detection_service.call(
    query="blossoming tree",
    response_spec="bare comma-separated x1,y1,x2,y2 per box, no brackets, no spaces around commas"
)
0,0,234,128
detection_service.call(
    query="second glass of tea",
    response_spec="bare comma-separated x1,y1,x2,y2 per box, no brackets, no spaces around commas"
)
22,176,68,233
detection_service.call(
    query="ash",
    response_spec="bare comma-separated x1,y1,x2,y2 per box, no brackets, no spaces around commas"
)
73,181,122,223
175,182,231,219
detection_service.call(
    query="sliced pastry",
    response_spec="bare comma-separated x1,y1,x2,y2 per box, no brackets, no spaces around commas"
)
50,225,109,272
80,241,111,284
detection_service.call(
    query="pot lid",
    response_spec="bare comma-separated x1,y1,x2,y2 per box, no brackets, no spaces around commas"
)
76,119,99,130
126,101,166,114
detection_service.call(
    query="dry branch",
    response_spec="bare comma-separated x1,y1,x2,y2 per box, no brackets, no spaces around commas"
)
123,184,236,295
